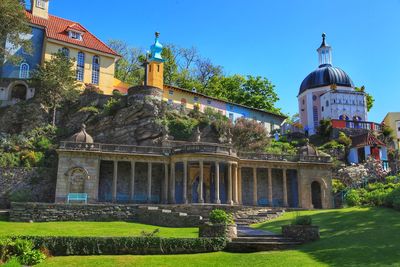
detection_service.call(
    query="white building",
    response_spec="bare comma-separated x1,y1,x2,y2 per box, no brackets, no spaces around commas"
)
297,33,368,135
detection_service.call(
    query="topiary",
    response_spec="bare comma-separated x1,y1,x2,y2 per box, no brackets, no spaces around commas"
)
209,209,234,225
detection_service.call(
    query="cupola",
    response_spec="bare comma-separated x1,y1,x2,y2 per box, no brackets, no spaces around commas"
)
70,124,94,143
317,33,332,67
30,0,50,19
145,32,165,89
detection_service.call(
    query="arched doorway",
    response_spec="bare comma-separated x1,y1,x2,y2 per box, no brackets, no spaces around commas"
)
68,167,88,193
191,176,206,203
311,181,322,209
11,83,27,101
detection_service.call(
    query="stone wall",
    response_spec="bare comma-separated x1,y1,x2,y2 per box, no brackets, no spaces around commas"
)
0,167,56,208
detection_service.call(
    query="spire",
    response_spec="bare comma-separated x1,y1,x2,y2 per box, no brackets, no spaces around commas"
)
317,33,332,67
149,32,164,62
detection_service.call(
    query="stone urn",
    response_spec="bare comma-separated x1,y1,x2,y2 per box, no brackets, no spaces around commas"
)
282,225,320,243
199,222,237,239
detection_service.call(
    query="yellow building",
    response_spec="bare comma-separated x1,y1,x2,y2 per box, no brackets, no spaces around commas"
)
26,0,124,95
383,112,400,149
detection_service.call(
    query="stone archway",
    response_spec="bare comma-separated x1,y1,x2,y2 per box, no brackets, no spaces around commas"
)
10,83,28,101
66,167,89,193
311,181,322,209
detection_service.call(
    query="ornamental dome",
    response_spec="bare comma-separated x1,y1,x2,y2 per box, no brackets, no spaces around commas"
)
298,65,354,95
70,124,94,143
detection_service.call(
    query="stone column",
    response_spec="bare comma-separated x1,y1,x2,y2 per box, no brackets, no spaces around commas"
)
253,167,258,206
112,160,118,202
297,169,302,208
268,168,273,206
183,160,188,204
163,163,168,204
199,160,204,203
283,169,288,207
233,164,238,204
147,162,152,203
170,162,176,204
227,162,233,205
238,167,242,204
130,161,135,202
215,161,221,204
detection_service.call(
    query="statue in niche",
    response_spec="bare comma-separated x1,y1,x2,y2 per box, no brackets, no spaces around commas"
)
68,167,88,193
195,126,201,143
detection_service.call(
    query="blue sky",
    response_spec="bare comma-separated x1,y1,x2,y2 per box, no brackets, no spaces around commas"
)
44,0,400,122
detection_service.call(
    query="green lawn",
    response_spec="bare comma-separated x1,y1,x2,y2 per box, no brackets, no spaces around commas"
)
0,217,198,238
37,207,400,267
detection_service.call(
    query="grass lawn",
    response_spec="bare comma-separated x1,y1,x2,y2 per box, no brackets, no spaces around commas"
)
0,216,198,238
37,207,400,267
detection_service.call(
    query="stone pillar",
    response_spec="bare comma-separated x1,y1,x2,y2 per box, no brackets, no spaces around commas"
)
147,162,152,203
238,167,242,204
268,168,273,206
170,162,176,204
199,160,204,203
297,169,302,208
130,161,135,202
215,161,221,204
183,160,188,204
233,164,238,204
283,169,288,207
163,163,168,204
112,160,118,202
253,167,258,206
227,162,233,205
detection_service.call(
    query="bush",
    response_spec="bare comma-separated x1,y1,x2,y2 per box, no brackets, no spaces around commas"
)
332,179,346,194
292,215,312,226
83,84,104,95
167,116,199,141
265,140,297,155
385,175,399,184
0,153,20,168
20,150,44,168
78,106,100,114
337,132,352,147
24,236,227,256
345,189,361,206
209,209,234,225
34,136,53,151
103,97,122,116
8,189,33,203
386,188,400,211
0,238,45,266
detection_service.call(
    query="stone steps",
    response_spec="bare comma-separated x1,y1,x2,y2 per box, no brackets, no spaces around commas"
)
227,236,301,252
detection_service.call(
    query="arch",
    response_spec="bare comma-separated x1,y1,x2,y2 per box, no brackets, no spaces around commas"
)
76,52,85,81
353,115,362,121
311,181,322,209
339,114,350,121
65,167,89,194
10,83,28,101
92,56,100,85
19,63,30,79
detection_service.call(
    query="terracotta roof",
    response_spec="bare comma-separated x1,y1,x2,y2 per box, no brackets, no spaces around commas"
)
351,132,386,148
26,11,119,56
164,84,287,119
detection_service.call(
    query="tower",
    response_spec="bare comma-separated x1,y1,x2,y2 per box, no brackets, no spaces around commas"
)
317,33,332,66
146,32,164,89
30,0,50,19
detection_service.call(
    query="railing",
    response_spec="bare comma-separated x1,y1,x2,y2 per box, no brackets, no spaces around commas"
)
172,143,236,156
331,119,382,132
59,141,332,163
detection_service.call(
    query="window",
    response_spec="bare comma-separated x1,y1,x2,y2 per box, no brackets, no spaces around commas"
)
69,31,82,41
19,63,30,79
229,113,234,122
76,52,85,82
326,100,329,107
91,56,100,85
36,0,45,8
61,47,70,58
194,96,199,101
207,100,212,105
168,90,174,95
322,106,324,112
313,106,318,129
157,65,160,72
312,95,317,101
302,99,305,105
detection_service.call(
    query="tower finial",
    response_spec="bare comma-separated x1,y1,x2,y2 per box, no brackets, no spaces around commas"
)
321,33,326,47
317,32,332,66
155,32,160,38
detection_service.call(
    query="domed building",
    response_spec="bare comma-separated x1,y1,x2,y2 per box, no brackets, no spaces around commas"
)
298,34,368,135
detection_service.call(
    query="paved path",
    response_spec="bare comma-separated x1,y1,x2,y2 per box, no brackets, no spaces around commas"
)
237,225,276,236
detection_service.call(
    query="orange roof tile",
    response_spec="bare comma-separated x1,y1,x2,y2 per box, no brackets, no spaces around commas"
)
26,11,119,57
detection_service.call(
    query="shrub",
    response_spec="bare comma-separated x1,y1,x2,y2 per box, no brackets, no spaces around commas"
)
78,106,100,114
8,189,33,203
0,153,20,168
24,236,227,256
20,150,44,168
167,117,199,141
83,84,104,94
103,97,122,116
232,117,269,151
34,136,53,151
319,140,345,150
265,140,297,155
364,189,390,206
337,132,352,147
209,209,234,225
345,189,361,206
332,179,346,194
385,175,399,184
0,238,45,266
292,215,312,226
386,188,400,211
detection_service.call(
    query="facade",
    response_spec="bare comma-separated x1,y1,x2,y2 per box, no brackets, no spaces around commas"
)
0,0,124,107
143,33,286,133
55,130,333,209
298,34,368,135
382,112,400,149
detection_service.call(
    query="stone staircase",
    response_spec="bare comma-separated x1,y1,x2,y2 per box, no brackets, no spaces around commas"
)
227,208,301,252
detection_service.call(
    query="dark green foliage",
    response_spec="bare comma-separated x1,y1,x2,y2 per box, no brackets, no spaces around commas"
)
317,119,332,139
265,140,297,155
0,238,45,266
165,113,199,141
386,188,400,211
337,132,351,148
332,179,346,194
103,98,122,116
22,236,226,256
8,189,33,203
319,140,345,150
345,189,362,206
209,209,234,225
0,153,20,168
292,216,312,226
78,106,100,114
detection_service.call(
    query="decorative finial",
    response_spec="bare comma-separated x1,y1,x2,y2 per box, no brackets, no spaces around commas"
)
81,123,86,131
155,32,160,38
321,33,326,46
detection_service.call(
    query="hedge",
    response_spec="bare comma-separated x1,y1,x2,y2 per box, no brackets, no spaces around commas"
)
17,236,227,256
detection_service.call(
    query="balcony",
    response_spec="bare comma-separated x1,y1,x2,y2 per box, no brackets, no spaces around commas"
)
172,143,236,156
331,119,382,132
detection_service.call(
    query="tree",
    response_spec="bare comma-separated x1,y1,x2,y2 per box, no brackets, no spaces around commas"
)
0,0,32,64
355,86,374,112
161,44,179,85
232,117,269,151
33,51,79,126
107,40,144,86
